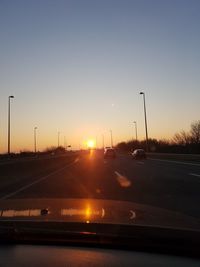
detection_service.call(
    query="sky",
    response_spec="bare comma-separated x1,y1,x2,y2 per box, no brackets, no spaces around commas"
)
0,0,200,152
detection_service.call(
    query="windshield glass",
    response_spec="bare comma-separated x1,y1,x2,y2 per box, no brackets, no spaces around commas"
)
0,0,200,233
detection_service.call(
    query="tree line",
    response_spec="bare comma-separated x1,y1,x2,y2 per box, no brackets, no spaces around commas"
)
116,120,200,154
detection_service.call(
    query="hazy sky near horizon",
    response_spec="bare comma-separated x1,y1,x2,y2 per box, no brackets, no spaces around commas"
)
0,0,200,152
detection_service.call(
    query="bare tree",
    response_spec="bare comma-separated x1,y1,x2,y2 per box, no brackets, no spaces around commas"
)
190,120,200,144
173,130,191,145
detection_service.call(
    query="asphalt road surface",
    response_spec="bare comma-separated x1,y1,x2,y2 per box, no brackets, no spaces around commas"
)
1,150,200,219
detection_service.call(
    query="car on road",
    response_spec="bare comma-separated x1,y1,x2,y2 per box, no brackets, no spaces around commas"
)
104,148,116,159
131,149,146,160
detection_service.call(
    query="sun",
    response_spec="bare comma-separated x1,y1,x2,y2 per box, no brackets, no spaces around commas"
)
87,139,95,149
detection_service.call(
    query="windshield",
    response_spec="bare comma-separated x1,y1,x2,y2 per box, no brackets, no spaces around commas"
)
0,0,200,235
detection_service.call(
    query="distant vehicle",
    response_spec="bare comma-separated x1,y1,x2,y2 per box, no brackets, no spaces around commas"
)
131,149,146,159
104,148,116,159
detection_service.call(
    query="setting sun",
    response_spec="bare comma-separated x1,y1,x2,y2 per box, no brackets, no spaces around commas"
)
87,140,95,149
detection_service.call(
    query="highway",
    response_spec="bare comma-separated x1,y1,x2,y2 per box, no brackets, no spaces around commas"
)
0,150,200,219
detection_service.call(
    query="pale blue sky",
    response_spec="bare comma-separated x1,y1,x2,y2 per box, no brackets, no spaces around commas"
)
0,0,200,152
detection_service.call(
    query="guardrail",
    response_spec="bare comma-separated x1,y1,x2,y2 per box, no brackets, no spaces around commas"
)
0,153,79,190
0,152,78,166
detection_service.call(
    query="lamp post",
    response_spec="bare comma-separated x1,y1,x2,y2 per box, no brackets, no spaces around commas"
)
133,121,138,141
110,130,113,148
34,127,37,153
102,134,105,149
140,92,149,152
58,131,60,147
8,95,14,154
64,136,66,149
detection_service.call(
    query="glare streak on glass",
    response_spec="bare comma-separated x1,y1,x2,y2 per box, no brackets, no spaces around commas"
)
115,171,132,188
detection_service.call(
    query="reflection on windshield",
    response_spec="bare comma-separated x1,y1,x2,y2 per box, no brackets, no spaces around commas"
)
1,209,42,217
61,206,103,224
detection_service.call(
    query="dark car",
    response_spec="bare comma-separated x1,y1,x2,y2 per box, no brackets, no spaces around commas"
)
131,149,146,159
104,148,116,159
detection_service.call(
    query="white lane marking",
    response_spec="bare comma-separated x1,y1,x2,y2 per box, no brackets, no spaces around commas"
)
137,161,144,164
115,171,131,188
1,158,79,200
189,173,200,178
149,158,200,167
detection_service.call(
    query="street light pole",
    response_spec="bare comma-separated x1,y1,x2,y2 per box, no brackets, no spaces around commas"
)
102,134,104,149
133,121,138,141
64,136,66,149
140,92,149,152
110,130,113,148
8,95,14,154
34,127,37,153
58,131,60,147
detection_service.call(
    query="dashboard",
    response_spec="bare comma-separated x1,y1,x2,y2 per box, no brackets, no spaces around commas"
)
1,245,199,267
